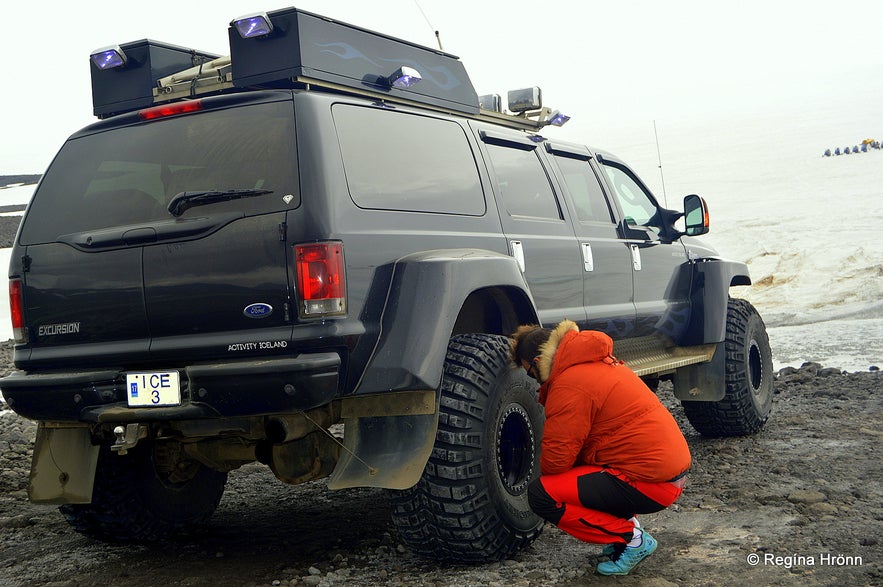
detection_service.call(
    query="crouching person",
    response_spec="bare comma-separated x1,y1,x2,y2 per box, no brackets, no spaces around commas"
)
510,320,691,576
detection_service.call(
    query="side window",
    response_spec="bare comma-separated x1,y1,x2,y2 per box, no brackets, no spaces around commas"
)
333,105,485,215
485,143,562,220
553,155,615,224
602,163,659,230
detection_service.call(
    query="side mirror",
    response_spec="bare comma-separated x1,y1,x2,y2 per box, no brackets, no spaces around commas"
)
683,194,709,236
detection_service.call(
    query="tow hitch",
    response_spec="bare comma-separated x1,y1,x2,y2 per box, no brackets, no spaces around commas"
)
112,423,147,454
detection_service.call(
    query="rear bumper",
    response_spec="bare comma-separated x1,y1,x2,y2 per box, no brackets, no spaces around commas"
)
0,352,341,422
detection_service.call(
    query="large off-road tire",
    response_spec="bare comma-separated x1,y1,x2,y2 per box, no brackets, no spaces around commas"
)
60,440,227,542
682,298,774,437
388,333,545,562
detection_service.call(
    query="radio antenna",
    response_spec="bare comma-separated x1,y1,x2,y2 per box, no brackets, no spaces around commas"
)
413,0,443,50
653,120,668,207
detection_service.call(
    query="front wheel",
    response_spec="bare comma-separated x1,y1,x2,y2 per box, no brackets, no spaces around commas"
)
60,440,227,542
388,333,545,562
682,298,774,436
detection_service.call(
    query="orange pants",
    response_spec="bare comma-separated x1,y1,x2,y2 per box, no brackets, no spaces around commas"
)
527,465,686,544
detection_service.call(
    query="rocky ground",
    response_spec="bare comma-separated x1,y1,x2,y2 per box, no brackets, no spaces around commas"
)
0,339,880,587
0,217,23,248
0,201,879,586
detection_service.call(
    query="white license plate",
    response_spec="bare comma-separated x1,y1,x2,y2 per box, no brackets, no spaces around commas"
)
125,371,181,407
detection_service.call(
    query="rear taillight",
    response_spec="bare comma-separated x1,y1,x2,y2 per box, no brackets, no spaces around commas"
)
9,278,27,344
294,242,346,318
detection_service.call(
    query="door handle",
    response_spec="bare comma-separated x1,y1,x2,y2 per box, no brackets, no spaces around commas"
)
581,242,594,272
510,240,525,273
630,244,642,271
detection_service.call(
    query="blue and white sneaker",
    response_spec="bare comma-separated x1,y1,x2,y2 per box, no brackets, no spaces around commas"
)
596,530,658,576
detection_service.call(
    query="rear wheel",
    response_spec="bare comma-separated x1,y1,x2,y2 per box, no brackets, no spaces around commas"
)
388,333,545,561
682,298,773,436
60,439,227,542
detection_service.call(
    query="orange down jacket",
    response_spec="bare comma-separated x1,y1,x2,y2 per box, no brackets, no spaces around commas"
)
535,320,691,482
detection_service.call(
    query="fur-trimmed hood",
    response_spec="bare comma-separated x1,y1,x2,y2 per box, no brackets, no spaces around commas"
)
536,319,616,383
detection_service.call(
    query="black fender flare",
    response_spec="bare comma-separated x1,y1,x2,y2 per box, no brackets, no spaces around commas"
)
353,248,536,395
684,257,751,345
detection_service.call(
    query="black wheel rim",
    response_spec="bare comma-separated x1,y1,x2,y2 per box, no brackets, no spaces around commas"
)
748,338,764,394
497,404,535,495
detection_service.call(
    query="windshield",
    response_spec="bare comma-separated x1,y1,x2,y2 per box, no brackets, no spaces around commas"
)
20,100,298,245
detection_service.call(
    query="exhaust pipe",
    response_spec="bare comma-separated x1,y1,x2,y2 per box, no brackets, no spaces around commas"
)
265,404,339,444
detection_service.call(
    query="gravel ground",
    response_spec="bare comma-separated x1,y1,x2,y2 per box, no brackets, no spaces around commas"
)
0,217,22,248
0,343,880,586
0,212,880,586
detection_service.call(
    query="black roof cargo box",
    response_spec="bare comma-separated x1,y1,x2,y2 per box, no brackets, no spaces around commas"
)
228,7,479,115
90,40,220,118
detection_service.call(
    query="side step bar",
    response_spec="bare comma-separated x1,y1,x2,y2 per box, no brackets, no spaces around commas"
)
613,337,717,377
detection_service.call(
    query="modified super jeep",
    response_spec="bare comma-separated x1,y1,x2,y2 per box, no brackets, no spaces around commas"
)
1,6,773,561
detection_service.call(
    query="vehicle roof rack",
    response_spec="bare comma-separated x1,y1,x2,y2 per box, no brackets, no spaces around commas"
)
89,6,568,132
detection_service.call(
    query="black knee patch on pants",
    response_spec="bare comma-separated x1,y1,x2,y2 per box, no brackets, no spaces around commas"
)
576,470,666,518
528,478,564,525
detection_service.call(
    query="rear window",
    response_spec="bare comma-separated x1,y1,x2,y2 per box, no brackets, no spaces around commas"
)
333,105,485,215
20,101,297,245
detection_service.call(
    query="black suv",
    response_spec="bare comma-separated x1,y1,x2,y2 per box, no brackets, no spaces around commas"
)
1,6,772,562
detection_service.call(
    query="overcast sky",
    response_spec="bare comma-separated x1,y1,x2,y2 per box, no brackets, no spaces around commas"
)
2,0,882,173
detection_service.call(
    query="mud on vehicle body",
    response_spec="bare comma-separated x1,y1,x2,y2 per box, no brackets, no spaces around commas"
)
1,6,772,561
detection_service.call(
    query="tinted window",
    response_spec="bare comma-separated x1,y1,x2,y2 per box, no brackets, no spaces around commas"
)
20,101,297,244
553,156,615,223
603,163,660,230
333,105,485,215
485,144,561,220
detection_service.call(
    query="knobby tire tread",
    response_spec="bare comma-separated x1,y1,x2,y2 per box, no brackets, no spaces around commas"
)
682,298,773,437
389,334,542,562
60,444,227,542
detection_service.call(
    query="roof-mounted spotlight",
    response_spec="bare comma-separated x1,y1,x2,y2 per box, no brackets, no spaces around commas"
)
388,66,422,89
90,45,128,70
547,109,571,127
507,87,542,113
232,12,274,39
478,94,502,112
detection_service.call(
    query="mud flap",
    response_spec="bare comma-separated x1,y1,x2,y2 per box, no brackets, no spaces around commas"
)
673,342,727,402
327,391,437,490
29,423,99,504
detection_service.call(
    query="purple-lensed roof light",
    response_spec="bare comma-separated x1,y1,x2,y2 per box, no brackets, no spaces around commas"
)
232,12,274,39
389,66,422,89
548,110,571,127
90,46,127,70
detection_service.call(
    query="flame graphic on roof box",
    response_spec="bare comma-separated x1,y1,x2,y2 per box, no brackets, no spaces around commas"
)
228,7,478,114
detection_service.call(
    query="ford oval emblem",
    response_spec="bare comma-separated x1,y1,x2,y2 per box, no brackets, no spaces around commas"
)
243,303,273,319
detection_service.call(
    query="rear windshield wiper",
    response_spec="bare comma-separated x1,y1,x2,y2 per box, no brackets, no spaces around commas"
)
167,189,273,217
